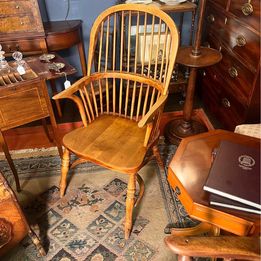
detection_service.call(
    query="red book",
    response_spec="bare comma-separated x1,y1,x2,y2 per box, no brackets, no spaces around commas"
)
204,140,260,210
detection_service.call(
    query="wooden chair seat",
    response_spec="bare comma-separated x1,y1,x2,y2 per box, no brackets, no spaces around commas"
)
63,115,147,173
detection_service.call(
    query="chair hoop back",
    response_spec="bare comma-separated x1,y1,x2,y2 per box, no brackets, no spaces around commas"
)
87,3,179,95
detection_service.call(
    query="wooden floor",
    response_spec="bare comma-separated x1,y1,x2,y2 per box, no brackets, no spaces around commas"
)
2,109,214,151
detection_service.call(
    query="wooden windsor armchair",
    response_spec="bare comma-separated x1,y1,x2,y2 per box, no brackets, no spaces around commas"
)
53,3,179,239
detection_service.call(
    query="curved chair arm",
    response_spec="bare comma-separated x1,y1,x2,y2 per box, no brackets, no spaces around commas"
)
52,76,92,100
52,76,92,126
138,94,168,128
164,236,260,260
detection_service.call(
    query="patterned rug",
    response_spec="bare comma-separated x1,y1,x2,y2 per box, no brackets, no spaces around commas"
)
0,141,197,261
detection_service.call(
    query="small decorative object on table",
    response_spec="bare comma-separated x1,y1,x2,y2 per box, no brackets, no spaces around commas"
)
0,44,10,75
47,62,65,73
39,53,56,63
12,51,28,75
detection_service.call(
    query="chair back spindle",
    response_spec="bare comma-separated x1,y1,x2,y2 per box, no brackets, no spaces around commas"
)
58,4,179,144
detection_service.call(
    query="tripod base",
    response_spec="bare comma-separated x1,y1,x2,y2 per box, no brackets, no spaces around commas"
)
164,118,207,145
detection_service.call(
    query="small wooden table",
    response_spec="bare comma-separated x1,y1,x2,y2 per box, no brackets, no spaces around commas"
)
44,20,87,76
24,54,77,117
168,129,260,236
0,67,63,192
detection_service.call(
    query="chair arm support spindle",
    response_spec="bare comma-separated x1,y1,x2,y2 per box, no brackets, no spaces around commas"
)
138,95,168,128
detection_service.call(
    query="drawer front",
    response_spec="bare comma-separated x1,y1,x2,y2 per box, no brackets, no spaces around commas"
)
1,38,47,54
208,0,228,9
0,1,32,16
202,68,247,130
0,81,49,130
205,5,227,37
215,47,255,104
229,0,260,32
224,17,260,71
204,32,222,51
0,15,36,33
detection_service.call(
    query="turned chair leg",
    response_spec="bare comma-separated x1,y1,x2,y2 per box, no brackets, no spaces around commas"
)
125,173,136,239
28,228,46,256
152,145,165,169
135,173,145,207
60,148,70,197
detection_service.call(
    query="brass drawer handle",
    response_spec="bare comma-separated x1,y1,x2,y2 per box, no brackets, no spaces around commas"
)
236,35,246,47
15,5,20,9
222,98,231,108
207,14,215,23
228,66,238,78
20,22,24,25
241,3,253,16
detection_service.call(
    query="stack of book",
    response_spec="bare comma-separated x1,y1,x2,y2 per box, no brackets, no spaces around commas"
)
203,140,261,215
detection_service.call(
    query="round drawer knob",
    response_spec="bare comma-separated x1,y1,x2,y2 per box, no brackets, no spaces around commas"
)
241,3,253,16
20,22,24,25
228,66,238,78
222,98,231,108
207,14,215,23
236,35,247,47
15,5,20,9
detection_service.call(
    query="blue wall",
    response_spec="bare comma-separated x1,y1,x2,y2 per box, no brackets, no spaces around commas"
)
39,0,194,78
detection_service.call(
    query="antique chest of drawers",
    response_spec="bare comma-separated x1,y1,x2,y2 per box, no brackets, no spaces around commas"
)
201,0,260,130
0,0,47,54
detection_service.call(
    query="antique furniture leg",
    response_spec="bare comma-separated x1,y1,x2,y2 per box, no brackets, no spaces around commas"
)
0,131,20,192
152,145,164,169
41,119,53,143
77,37,87,76
50,79,62,118
60,148,70,197
125,173,136,239
28,228,46,256
135,174,145,207
164,0,222,145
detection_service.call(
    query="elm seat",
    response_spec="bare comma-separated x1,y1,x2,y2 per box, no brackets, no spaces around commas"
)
63,115,147,173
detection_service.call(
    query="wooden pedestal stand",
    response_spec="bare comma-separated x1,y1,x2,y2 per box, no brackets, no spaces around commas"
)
164,0,222,145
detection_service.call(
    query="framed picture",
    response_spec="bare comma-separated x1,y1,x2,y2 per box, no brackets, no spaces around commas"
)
137,32,171,64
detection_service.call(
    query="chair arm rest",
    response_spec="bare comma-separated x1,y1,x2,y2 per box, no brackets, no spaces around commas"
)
52,76,92,100
138,95,168,128
52,76,92,126
164,236,260,260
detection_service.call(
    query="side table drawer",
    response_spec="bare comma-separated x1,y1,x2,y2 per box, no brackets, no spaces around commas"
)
209,0,228,9
1,38,47,54
202,68,247,130
216,47,255,104
229,0,260,32
0,1,32,16
0,80,49,130
224,17,260,71
205,5,227,37
0,15,36,33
